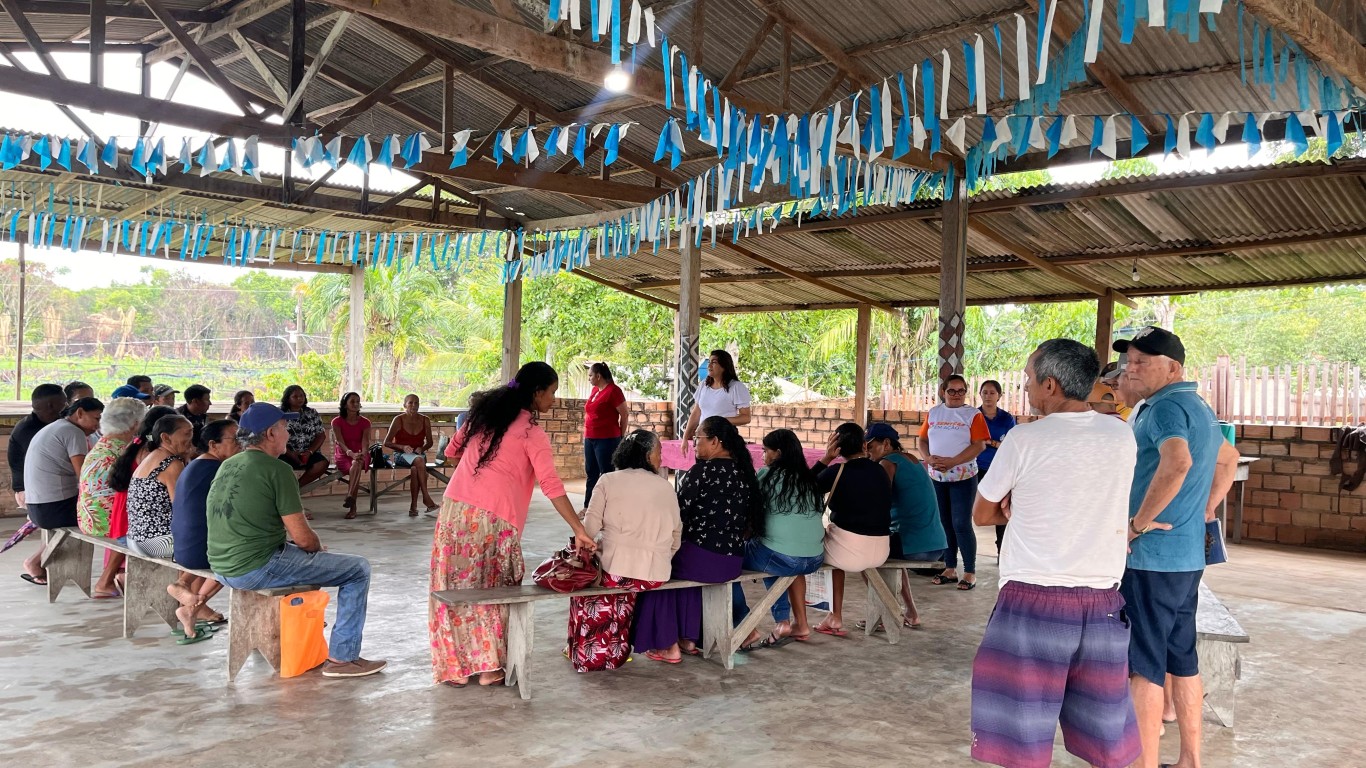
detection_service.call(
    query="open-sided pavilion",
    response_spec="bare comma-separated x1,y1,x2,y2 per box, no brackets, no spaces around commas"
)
1,0,1365,425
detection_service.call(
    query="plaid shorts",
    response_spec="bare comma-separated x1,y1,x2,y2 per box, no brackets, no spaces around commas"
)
971,581,1141,768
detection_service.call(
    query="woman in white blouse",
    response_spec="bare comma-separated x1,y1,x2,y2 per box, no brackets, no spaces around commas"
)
681,350,752,456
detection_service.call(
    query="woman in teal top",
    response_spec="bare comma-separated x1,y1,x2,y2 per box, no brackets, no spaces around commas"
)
866,422,945,630
732,429,825,650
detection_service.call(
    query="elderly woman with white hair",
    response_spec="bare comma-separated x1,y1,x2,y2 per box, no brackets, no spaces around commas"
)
78,396,148,598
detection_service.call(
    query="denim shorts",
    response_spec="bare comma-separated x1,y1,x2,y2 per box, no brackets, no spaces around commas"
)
1118,568,1203,686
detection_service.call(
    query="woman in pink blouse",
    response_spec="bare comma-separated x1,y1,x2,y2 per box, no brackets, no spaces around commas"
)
429,362,595,688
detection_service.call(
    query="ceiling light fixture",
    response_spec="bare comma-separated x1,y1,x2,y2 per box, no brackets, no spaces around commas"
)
1131,259,1140,282
604,65,631,93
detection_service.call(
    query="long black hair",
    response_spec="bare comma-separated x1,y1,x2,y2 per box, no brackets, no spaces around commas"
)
280,385,307,412
612,429,659,472
697,415,764,538
590,362,614,385
196,419,237,454
229,390,253,420
759,429,820,516
110,414,190,492
338,391,361,418
705,349,738,391
464,361,559,472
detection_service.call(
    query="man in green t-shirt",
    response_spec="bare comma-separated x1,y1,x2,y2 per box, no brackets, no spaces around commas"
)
207,403,385,678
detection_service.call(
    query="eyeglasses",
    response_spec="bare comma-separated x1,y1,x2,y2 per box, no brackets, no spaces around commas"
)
944,388,968,395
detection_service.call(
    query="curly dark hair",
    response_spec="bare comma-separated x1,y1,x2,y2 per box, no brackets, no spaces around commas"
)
759,429,821,516
280,385,307,412
464,362,559,473
698,416,764,539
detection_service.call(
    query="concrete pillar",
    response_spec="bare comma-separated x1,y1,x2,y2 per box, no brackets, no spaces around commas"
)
1095,289,1115,363
344,266,365,396
937,178,969,381
674,224,700,433
854,304,871,425
501,277,523,382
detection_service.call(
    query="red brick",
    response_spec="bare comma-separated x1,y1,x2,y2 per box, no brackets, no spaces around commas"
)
1302,462,1333,476
1276,526,1307,545
1303,494,1336,512
1251,490,1281,506
1261,474,1291,490
1241,507,1264,523
1243,474,1263,489
1292,475,1322,493
1247,523,1277,541
1291,511,1322,528
1301,427,1333,442
1257,443,1289,456
1271,426,1298,439
1321,445,1342,460
1351,516,1366,531
1242,425,1272,439
1290,443,1320,459
1321,514,1352,530
1273,459,1303,474
1264,508,1292,525
1239,439,1266,455
1278,492,1302,509
1341,497,1363,515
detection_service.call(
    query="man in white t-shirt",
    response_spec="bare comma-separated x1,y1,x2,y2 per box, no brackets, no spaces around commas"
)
968,338,1141,768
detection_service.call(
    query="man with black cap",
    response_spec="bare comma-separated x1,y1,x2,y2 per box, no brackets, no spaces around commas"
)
206,402,386,678
1113,325,1240,768
152,384,179,407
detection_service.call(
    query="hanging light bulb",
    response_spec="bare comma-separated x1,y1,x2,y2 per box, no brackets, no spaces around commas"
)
604,65,631,93
1131,259,1140,282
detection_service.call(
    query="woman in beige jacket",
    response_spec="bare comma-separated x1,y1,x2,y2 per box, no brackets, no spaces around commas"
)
567,429,681,672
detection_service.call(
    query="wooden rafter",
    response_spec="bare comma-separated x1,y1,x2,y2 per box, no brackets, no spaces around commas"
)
318,54,437,133
571,270,719,322
146,0,290,64
691,0,706,69
280,11,353,119
1243,0,1366,91
229,29,290,104
308,73,444,120
719,242,896,313
717,16,775,91
366,178,432,217
968,220,1137,308
749,0,881,87
10,1,223,22
141,0,259,116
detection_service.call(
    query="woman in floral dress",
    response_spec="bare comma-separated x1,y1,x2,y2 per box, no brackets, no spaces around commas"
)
77,397,146,598
633,416,763,663
429,362,595,688
567,429,681,672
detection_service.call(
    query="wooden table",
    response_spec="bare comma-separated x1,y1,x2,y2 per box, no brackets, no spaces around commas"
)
1222,456,1259,544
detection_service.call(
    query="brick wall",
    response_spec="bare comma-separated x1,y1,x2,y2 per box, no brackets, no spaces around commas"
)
1233,424,1365,551
737,399,858,447
540,400,675,480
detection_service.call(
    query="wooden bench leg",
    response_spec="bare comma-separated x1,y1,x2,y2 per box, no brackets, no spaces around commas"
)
123,557,182,638
727,576,796,656
368,466,379,515
700,584,734,670
228,589,284,683
1198,638,1240,728
504,603,535,700
40,529,93,603
864,568,905,645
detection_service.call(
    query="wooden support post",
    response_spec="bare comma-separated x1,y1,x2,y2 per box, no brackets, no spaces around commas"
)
14,242,24,400
285,0,306,200
674,224,700,432
139,52,152,136
346,266,365,395
1095,289,1115,362
937,179,968,380
854,304,870,425
692,0,706,70
501,277,523,382
441,63,455,153
89,0,105,89
780,23,792,111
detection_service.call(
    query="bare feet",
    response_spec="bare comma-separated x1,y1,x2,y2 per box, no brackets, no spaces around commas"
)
174,604,198,638
477,670,506,686
737,629,763,651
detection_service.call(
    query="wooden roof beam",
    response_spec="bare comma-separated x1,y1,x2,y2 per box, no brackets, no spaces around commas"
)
9,1,222,22
141,0,261,116
146,0,290,64
318,53,437,133
717,16,775,92
572,270,719,322
718,241,897,313
967,220,1138,308
1243,0,1366,92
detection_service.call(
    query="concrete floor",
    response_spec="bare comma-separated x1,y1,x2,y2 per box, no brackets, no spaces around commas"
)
1,485,1362,768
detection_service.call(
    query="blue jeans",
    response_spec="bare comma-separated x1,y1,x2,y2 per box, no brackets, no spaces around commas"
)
583,437,621,508
934,476,978,574
219,543,372,662
732,540,825,626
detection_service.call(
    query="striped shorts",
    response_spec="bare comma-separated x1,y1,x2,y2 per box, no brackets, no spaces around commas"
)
970,581,1141,768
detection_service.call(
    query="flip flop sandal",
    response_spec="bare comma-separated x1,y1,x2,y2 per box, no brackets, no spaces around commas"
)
478,672,506,686
930,574,958,585
171,623,221,637
853,620,885,633
176,628,215,645
903,618,922,630
957,580,977,591
199,614,228,626
814,623,848,638
442,680,469,689
91,590,122,600
759,632,797,649
679,646,703,656
645,650,681,665
20,573,47,586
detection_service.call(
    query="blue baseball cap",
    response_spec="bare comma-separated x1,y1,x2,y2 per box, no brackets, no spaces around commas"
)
238,403,297,434
864,422,899,442
110,384,150,400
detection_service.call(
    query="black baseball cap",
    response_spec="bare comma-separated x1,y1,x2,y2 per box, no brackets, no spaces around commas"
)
1113,326,1185,365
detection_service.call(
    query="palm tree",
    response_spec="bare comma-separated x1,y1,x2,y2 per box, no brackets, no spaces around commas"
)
811,307,936,397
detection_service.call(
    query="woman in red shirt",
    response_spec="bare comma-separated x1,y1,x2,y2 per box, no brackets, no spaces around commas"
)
582,362,628,509
331,392,371,519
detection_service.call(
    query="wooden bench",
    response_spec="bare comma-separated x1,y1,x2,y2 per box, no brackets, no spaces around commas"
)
297,465,381,517
367,459,451,515
431,557,942,700
1196,581,1249,728
40,527,320,682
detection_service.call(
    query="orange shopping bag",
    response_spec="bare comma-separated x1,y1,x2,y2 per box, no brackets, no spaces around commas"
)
279,590,330,678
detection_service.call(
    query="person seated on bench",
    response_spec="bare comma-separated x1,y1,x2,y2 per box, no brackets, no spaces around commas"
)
20,396,103,587
173,419,239,626
208,403,387,678
278,385,329,490
78,397,147,598
118,413,224,641
568,429,681,673
228,390,254,423
969,338,1141,768
810,422,892,638
866,422,945,631
382,393,440,516
430,362,594,688
733,428,825,650
10,384,72,585
332,392,371,519
634,416,762,664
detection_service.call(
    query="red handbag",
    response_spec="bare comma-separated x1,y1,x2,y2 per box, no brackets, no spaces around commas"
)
531,539,602,593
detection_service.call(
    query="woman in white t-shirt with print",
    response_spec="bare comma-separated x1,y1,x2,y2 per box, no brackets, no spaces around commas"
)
681,350,752,456
917,374,989,590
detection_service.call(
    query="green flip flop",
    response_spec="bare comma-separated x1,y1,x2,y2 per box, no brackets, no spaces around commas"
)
171,622,220,637
176,628,215,645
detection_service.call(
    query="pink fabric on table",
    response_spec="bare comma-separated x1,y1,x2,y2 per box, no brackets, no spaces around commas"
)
659,440,832,472
443,411,567,532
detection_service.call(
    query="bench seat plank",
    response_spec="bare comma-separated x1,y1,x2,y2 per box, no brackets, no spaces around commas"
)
1196,582,1250,643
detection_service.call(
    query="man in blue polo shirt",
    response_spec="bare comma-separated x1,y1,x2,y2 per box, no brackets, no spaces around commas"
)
1114,326,1239,768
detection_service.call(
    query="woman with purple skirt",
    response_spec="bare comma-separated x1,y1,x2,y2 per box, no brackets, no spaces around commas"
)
633,416,762,663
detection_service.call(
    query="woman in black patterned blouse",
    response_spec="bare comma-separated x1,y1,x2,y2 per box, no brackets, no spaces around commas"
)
633,416,762,663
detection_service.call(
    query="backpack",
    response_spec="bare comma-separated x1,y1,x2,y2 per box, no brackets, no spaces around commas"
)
368,443,390,469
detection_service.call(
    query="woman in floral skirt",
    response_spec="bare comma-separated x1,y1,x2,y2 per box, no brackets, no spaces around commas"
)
430,362,595,688
567,429,681,672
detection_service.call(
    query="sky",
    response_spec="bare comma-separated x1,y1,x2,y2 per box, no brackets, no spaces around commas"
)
0,50,1301,291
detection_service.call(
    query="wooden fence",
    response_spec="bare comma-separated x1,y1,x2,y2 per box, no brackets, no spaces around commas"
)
879,356,1366,426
